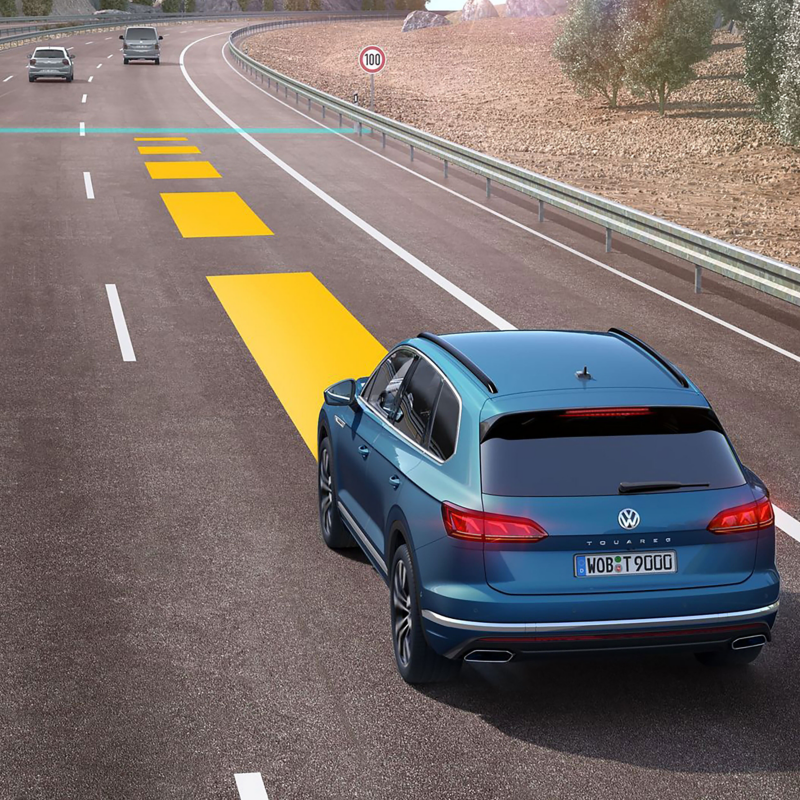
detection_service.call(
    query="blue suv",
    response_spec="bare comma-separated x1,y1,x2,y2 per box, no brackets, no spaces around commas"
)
317,330,780,684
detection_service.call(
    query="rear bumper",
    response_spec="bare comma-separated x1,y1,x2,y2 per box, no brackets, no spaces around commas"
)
123,48,159,59
29,67,71,78
423,602,778,658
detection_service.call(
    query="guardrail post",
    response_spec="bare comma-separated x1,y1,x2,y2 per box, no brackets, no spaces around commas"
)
486,177,491,198
284,85,288,98
605,227,612,253
410,144,414,162
322,105,326,119
694,266,703,293
358,121,362,137
339,111,342,127
268,76,270,88
444,160,448,178
381,131,386,148
308,97,312,111
538,199,545,223
295,90,299,105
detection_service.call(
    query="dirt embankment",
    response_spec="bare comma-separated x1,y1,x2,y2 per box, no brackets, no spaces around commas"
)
245,18,800,266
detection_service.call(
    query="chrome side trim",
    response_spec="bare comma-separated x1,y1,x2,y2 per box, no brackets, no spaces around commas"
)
334,415,346,429
338,500,387,574
421,601,780,634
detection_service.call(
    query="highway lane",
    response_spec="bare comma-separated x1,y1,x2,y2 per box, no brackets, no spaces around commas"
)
0,22,799,800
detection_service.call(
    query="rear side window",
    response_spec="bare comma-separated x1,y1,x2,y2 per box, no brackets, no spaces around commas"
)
126,28,156,39
481,407,745,497
393,359,442,447
429,384,459,460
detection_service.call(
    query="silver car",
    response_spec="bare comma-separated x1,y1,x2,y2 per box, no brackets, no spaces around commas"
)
28,46,74,82
120,26,163,65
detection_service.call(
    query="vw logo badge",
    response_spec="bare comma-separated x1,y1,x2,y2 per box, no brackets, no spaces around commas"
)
618,508,640,530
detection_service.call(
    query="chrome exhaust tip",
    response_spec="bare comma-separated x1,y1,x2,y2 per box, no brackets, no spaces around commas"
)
464,649,514,663
731,634,767,651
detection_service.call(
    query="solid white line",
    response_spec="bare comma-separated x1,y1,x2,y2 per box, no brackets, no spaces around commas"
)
234,773,269,800
96,63,102,69
189,33,800,542
79,121,85,137
105,284,136,362
180,35,512,331
83,171,94,199
2,75,11,82
775,506,800,543
220,43,800,368
88,75,93,83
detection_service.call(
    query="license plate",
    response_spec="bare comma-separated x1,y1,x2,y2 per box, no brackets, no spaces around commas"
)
575,551,677,578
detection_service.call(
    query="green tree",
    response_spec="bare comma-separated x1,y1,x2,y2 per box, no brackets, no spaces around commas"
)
361,0,374,9
776,0,800,143
742,0,792,119
263,0,274,9
236,0,247,10
405,0,425,7
185,0,195,10
0,0,16,15
374,0,386,8
284,0,304,9
621,0,717,115
394,0,406,8
309,0,320,9
100,0,126,9
552,0,626,108
161,0,179,11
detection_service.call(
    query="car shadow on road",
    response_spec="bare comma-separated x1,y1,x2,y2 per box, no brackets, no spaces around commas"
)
420,591,798,774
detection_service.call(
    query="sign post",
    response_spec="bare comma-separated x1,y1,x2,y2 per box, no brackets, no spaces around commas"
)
358,45,386,113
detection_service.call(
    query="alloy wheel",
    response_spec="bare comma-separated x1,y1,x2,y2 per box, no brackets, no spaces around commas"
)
393,560,413,667
319,447,334,537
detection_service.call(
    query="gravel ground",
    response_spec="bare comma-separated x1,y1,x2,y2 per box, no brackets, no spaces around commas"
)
244,18,800,266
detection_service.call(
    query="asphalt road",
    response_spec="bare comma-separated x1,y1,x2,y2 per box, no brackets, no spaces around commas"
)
1,21,799,800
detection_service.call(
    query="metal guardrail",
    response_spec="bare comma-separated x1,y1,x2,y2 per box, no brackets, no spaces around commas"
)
0,11,378,50
229,19,800,308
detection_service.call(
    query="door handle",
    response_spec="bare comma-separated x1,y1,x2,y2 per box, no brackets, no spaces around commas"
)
389,475,401,489
358,445,370,458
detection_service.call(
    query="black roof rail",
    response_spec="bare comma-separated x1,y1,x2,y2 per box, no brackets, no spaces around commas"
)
608,328,690,388
417,332,499,394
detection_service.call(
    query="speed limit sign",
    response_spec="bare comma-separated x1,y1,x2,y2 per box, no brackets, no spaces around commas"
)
359,45,386,74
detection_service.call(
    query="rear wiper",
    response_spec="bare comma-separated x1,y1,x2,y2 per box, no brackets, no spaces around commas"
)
618,481,710,494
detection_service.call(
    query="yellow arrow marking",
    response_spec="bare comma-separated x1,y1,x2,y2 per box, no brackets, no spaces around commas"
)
208,272,387,455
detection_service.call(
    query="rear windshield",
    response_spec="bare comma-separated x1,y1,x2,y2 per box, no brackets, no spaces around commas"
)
126,28,157,39
34,49,66,58
480,407,745,497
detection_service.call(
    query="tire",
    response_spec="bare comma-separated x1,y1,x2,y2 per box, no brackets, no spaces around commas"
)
123,58,129,65
695,646,763,666
66,75,73,83
154,58,160,65
29,76,35,82
318,437,354,549
390,544,461,684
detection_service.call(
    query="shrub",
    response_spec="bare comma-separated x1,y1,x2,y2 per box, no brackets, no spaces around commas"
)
776,1,800,144
22,0,53,14
553,0,626,108
263,0,274,9
160,0,179,11
100,0,126,9
742,0,792,119
0,0,16,15
309,0,320,9
131,0,153,6
374,0,386,8
621,0,717,115
361,0,374,8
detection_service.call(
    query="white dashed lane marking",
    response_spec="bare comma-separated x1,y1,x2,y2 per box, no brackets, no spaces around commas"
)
81,94,87,103
83,171,94,200
105,284,136,362
3,75,12,82
234,773,269,800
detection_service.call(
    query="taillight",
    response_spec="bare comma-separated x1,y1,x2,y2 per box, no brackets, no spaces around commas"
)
442,502,548,543
62,59,70,65
561,407,651,418
29,58,36,65
708,496,774,534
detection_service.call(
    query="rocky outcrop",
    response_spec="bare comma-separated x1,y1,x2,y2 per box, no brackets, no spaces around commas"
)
461,0,498,22
505,0,567,17
401,10,450,32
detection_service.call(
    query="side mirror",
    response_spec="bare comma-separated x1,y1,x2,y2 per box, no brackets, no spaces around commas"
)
70,54,75,59
119,35,124,39
324,379,358,410
158,35,163,40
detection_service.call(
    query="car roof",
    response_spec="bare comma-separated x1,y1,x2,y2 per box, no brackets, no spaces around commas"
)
406,330,705,411
34,46,67,51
